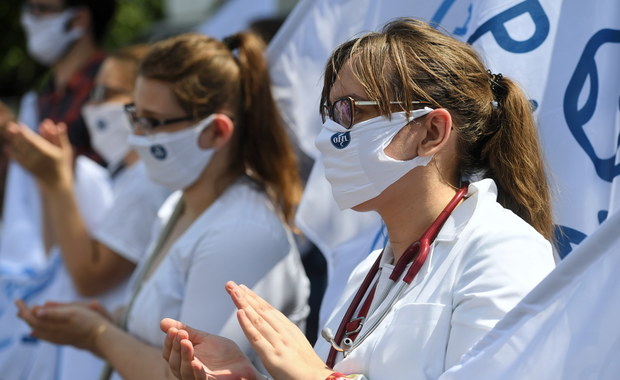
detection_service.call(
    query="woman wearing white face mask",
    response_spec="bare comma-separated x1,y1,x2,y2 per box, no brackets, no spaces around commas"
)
158,18,557,380
17,33,310,380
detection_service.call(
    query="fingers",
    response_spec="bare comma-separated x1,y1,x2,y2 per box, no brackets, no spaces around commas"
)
230,283,290,336
56,122,71,150
165,328,183,378
190,357,207,380
236,309,275,356
179,335,198,380
162,327,177,361
161,318,188,334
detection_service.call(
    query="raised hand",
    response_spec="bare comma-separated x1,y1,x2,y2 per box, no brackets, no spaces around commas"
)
226,281,333,380
1,119,73,187
160,318,260,380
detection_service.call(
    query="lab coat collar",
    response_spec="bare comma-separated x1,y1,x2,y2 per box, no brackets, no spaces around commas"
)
434,178,498,243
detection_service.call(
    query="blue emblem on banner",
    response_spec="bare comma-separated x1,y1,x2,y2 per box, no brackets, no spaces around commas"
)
564,28,620,182
467,0,549,53
331,132,351,149
150,144,167,160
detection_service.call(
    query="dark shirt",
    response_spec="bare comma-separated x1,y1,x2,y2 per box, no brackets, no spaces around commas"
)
37,51,105,163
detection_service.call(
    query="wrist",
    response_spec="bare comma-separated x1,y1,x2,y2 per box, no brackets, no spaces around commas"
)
325,372,368,380
89,319,113,357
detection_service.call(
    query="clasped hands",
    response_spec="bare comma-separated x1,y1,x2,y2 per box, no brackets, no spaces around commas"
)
160,281,333,380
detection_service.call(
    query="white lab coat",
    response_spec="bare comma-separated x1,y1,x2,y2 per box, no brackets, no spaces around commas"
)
314,179,555,380
113,177,310,379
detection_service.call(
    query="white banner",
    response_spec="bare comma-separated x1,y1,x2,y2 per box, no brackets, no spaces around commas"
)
440,206,620,380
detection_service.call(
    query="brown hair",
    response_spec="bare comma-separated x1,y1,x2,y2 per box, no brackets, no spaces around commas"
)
321,18,553,240
139,33,301,226
108,44,151,84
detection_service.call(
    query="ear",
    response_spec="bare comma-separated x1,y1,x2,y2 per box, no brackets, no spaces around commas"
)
416,108,453,157
69,6,91,32
197,114,234,150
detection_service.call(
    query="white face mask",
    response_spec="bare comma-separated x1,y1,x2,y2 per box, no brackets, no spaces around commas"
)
20,9,84,66
127,115,216,191
82,102,132,169
315,108,434,210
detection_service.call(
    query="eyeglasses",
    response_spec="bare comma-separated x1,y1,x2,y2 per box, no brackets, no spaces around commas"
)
89,84,132,103
123,103,195,133
321,96,430,129
21,2,66,16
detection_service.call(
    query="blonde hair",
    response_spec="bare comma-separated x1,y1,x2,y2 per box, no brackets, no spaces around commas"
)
322,18,553,240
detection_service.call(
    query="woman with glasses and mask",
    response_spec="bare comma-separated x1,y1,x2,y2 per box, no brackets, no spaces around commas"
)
4,45,170,380
17,32,310,380
159,18,556,380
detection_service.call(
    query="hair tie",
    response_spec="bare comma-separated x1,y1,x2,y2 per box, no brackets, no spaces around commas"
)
223,34,241,51
487,69,506,107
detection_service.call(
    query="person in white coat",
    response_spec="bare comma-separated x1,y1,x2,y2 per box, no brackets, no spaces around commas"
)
159,18,556,380
17,32,310,380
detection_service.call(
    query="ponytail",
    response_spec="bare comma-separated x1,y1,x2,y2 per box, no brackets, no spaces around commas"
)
227,32,302,226
481,77,554,240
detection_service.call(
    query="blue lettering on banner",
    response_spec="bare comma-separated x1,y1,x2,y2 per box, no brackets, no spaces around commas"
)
431,0,456,27
331,132,351,149
430,0,472,37
467,0,549,53
150,144,167,160
564,29,620,182
453,4,473,37
554,224,587,259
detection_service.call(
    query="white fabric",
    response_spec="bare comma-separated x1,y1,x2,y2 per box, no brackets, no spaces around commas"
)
116,177,310,379
313,179,555,380
72,156,115,233
82,102,132,169
195,0,278,40
92,162,171,264
440,209,620,380
20,9,84,66
315,110,433,210
127,115,216,191
0,91,44,272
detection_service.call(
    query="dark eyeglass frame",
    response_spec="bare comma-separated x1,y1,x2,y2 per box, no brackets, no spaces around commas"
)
123,103,195,133
89,84,132,103
22,2,66,16
321,96,431,129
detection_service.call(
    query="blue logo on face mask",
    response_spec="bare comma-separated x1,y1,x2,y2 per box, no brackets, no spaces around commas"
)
96,119,106,130
331,132,351,149
150,144,167,160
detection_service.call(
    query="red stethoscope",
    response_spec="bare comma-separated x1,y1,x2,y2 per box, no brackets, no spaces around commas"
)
322,185,469,368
